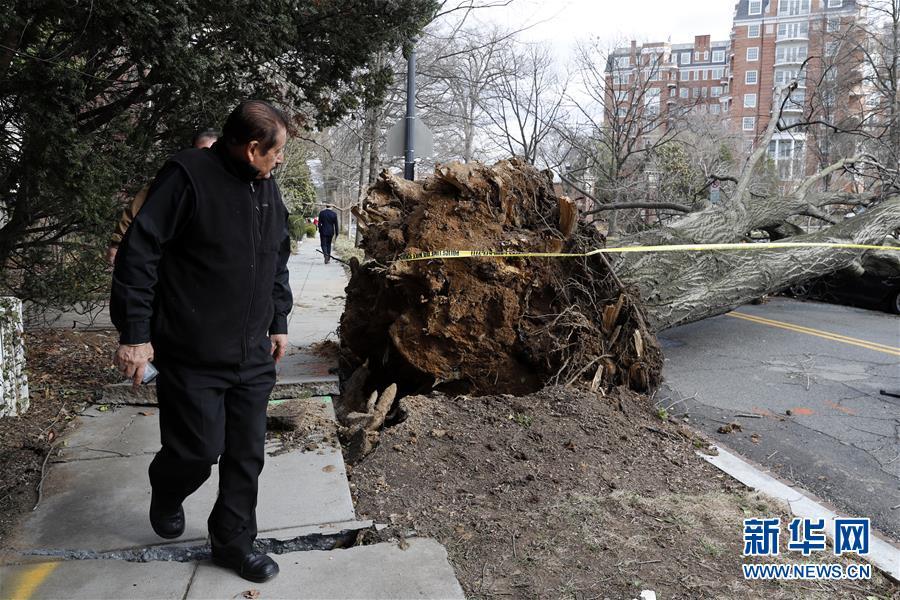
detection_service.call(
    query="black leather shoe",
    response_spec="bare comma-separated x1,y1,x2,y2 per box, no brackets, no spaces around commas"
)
212,552,279,583
149,502,185,539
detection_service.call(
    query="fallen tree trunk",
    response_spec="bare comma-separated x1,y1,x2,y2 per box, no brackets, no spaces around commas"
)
608,93,900,331
620,198,900,330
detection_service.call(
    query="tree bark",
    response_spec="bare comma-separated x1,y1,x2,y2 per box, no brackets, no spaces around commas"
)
618,197,900,331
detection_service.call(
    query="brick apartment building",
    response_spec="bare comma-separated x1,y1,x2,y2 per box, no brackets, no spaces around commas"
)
729,0,865,179
604,0,866,181
605,36,732,147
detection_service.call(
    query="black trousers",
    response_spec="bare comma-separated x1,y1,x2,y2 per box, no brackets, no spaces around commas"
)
320,234,333,260
149,340,275,557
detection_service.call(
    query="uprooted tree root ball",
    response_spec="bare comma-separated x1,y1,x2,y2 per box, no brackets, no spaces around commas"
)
338,159,662,415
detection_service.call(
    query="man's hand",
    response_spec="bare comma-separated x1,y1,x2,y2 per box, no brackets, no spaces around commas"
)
113,342,154,389
105,245,118,267
270,334,289,363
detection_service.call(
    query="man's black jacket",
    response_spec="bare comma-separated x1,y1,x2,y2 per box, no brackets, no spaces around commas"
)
110,142,293,366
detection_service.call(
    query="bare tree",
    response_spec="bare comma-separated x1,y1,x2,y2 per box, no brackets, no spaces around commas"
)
417,24,514,162
481,42,567,164
552,39,706,235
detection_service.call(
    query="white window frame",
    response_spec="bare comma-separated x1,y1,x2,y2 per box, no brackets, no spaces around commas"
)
827,0,843,7
745,70,758,84
748,0,763,15
747,47,760,61
744,93,758,108
826,17,840,33
743,117,757,131
711,86,723,97
712,50,726,62
748,24,761,38
679,52,690,65
680,87,689,98
710,103,721,114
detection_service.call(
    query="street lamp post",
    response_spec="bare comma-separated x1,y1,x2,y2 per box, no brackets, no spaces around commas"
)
404,39,417,181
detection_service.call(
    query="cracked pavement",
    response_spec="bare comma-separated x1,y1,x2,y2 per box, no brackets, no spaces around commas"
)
658,297,900,542
0,241,465,600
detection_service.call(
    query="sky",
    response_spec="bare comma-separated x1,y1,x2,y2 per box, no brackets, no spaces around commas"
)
472,0,736,58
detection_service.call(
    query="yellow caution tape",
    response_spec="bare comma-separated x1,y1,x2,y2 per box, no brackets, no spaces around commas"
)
398,242,900,262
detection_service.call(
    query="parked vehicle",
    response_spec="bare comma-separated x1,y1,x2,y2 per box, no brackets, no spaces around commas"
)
789,270,900,314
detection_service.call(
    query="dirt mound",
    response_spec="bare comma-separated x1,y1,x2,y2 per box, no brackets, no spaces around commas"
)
350,386,898,599
339,159,662,404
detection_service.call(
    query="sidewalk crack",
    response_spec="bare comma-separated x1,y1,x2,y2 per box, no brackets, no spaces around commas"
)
24,525,374,563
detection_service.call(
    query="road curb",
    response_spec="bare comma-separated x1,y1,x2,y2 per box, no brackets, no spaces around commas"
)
700,444,900,582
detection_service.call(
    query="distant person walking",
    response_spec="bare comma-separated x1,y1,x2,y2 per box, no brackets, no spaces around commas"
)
317,206,339,263
106,129,219,266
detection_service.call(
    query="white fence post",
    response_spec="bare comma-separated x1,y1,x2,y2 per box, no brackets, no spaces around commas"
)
0,297,29,417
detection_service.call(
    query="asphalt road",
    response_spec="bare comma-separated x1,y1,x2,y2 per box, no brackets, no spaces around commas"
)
658,297,900,541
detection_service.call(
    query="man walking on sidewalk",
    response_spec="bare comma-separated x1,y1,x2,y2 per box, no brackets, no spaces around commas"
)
110,100,293,583
317,205,339,263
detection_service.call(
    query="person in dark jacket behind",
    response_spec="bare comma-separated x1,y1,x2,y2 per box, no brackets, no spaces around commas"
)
316,205,339,263
110,100,293,583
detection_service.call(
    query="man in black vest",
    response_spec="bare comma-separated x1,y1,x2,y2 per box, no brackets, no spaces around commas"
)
316,205,339,263
110,101,293,583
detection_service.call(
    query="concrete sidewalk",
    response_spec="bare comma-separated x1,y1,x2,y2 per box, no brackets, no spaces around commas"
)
0,236,465,600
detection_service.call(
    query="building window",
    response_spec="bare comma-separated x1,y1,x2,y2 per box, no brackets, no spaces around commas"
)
749,0,763,15
775,67,805,86
746,70,758,84
712,50,726,63
711,86,723,97
679,52,690,65
743,117,757,131
768,139,805,179
669,87,677,97
778,0,810,15
615,56,631,69
827,0,842,6
748,24,761,38
693,87,700,98
680,87,689,98
702,69,708,80
710,104,721,114
747,47,760,61
777,22,808,40
744,93,758,108
645,87,661,117
775,45,807,64
713,67,725,79
825,41,839,56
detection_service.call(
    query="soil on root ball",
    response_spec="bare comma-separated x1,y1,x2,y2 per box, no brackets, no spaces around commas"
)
340,159,661,405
